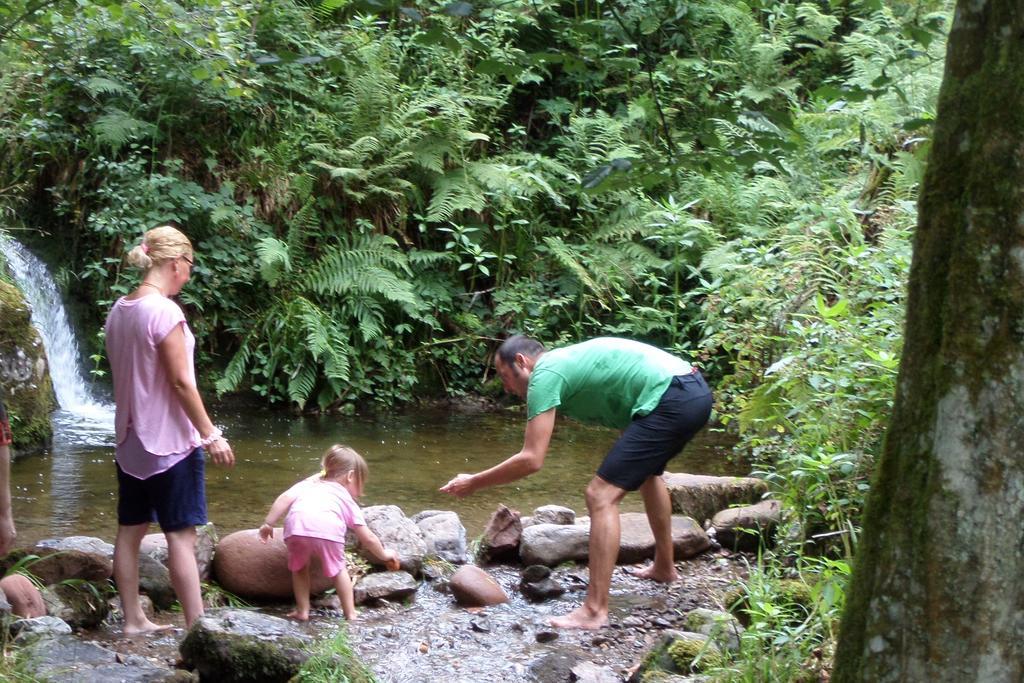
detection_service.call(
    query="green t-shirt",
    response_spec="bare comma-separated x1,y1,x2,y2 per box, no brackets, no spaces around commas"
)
525,337,693,429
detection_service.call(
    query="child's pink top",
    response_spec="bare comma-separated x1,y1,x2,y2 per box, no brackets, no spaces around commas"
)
105,294,200,477
284,478,365,542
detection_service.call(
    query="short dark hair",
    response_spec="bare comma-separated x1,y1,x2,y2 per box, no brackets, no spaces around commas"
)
496,335,546,365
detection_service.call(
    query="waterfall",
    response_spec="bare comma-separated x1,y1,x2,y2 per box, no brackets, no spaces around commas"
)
0,234,114,445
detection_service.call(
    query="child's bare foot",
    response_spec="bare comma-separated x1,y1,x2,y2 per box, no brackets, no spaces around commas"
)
123,619,174,635
287,610,310,621
343,611,359,622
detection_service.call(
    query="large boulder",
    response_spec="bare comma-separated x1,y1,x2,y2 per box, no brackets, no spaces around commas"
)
179,608,313,683
0,278,55,452
355,505,427,575
532,505,576,526
213,529,332,601
618,513,712,564
710,500,782,552
448,565,509,607
519,523,590,567
141,523,218,581
662,473,768,524
0,573,45,618
479,504,522,562
30,536,114,583
412,510,468,564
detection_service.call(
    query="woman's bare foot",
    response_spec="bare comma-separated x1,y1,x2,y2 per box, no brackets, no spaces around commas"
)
631,563,679,583
287,610,310,621
123,619,174,635
549,605,608,630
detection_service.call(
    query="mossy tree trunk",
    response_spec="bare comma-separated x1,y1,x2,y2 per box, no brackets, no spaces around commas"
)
834,1,1024,680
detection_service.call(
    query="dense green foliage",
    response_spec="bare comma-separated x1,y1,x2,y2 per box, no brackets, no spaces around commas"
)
0,0,950,676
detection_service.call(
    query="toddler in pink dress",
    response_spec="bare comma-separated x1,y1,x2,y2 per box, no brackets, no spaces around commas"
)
259,445,399,621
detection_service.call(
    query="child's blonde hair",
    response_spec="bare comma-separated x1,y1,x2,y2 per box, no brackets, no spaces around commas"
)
321,444,368,486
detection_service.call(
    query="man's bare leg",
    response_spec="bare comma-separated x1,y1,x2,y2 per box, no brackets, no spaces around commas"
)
634,475,680,582
550,476,627,630
114,522,172,634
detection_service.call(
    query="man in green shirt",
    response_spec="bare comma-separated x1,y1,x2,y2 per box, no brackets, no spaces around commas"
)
441,336,712,629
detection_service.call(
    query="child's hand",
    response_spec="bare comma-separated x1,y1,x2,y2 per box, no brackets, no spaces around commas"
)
258,523,273,543
383,549,400,571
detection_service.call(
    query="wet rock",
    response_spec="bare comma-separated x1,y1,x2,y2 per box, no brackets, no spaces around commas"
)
141,523,218,581
533,504,576,526
480,504,522,562
0,573,45,617
353,571,418,605
662,473,768,524
571,661,619,683
139,552,176,610
26,536,114,583
520,523,590,566
22,634,193,681
357,505,427,575
179,608,313,683
529,652,579,683
618,513,712,564
685,608,744,652
412,510,468,564
520,565,566,602
40,582,110,629
213,529,332,601
629,630,723,681
0,279,55,453
535,629,559,643
448,565,509,607
710,500,781,552
10,615,72,641
470,617,491,633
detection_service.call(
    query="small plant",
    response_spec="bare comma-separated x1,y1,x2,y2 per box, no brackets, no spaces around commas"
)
294,626,376,683
200,582,252,610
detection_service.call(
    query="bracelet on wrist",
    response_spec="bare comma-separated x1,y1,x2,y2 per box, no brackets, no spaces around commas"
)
200,428,223,447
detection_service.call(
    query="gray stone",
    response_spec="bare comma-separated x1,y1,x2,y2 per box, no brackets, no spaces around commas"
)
711,500,781,552
530,652,579,683
413,510,468,564
179,608,314,683
532,504,576,525
141,523,218,581
685,608,745,652
662,473,768,524
139,551,176,610
28,537,113,583
21,634,190,681
618,513,711,563
356,505,427,576
10,615,72,641
519,523,590,566
40,582,110,629
521,577,566,602
353,571,418,605
571,661,619,683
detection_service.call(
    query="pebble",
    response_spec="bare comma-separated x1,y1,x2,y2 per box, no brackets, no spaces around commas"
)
535,630,559,643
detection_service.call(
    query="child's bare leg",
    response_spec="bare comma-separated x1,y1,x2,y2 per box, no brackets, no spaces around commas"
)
289,566,311,621
333,566,357,621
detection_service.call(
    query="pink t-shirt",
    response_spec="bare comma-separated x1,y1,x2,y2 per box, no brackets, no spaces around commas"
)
105,294,200,476
283,478,365,542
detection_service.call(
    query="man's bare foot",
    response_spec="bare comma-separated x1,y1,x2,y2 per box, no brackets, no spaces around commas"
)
549,605,608,630
287,610,310,621
123,619,173,635
631,563,679,583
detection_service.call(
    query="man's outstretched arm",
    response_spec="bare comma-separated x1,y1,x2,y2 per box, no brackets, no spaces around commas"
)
441,408,556,497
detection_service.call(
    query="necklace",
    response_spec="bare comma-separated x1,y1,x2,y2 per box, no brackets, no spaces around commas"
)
139,282,163,295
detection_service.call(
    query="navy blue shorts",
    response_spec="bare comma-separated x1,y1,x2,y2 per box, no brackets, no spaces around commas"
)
117,448,208,532
596,371,713,491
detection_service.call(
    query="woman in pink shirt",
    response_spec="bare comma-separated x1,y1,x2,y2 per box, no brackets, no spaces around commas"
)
105,224,235,634
259,445,399,621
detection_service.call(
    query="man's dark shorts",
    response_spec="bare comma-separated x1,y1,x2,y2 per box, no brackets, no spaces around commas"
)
597,371,713,491
117,448,208,532
0,399,11,447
